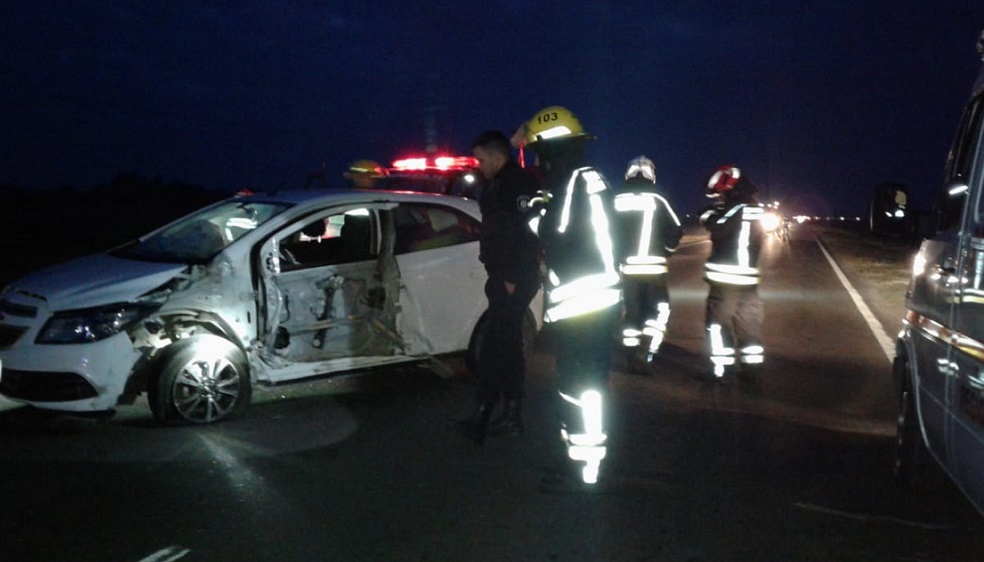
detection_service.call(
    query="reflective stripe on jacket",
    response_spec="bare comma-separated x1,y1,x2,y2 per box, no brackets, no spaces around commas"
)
534,167,620,322
701,203,764,286
613,186,682,276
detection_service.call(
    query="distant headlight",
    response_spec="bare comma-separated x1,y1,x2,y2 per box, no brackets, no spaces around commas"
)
37,303,160,344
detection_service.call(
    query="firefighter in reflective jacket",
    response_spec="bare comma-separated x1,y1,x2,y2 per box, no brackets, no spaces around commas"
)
514,105,620,486
699,165,766,378
343,159,387,189
613,156,683,367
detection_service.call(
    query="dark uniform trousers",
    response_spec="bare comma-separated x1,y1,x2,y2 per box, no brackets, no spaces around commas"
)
475,270,541,405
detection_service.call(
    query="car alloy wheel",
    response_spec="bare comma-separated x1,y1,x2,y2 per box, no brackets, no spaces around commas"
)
151,335,251,424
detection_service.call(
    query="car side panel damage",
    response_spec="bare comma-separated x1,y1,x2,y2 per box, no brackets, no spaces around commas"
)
0,191,520,423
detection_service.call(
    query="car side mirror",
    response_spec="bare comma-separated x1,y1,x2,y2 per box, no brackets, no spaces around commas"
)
928,180,971,237
943,179,970,199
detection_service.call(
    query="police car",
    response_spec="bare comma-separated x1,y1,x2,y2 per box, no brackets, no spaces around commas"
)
894,28,984,517
0,189,541,424
383,154,486,199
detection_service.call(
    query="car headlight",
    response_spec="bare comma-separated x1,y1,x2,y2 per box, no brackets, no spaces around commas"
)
37,303,160,344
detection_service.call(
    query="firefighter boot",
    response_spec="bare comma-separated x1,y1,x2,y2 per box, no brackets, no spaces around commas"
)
488,399,524,437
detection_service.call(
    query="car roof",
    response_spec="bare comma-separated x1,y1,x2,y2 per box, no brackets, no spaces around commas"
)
233,188,480,215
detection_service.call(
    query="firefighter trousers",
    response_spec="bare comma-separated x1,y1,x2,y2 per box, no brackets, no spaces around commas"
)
620,273,671,352
549,304,619,426
705,282,764,375
547,304,619,484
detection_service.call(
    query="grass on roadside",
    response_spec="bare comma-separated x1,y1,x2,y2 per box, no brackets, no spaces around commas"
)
811,222,917,324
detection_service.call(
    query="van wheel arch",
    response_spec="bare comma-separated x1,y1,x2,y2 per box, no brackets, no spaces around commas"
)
894,354,925,488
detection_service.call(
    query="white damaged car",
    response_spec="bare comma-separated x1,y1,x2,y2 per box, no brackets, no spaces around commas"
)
0,189,541,423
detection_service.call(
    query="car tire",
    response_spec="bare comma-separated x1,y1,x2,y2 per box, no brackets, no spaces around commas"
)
465,310,536,377
894,355,924,488
149,335,251,424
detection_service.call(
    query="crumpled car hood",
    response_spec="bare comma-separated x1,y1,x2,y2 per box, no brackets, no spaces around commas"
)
10,253,188,311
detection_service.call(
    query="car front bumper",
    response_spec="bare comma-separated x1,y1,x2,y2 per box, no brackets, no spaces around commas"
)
0,333,142,412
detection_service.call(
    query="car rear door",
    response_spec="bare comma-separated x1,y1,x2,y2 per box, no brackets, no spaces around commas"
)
390,202,486,355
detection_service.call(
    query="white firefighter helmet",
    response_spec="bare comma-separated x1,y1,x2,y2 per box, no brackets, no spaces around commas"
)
625,156,656,183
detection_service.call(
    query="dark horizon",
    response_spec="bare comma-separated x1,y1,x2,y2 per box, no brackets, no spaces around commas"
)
4,2,984,217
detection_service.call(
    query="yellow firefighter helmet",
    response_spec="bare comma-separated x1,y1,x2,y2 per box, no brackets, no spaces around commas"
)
522,105,593,146
343,159,387,179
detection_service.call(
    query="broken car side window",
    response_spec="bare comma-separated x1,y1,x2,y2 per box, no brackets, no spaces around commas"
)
392,203,480,254
280,209,378,269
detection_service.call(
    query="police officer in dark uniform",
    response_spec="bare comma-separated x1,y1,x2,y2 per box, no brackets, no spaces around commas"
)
456,130,542,445
515,106,621,486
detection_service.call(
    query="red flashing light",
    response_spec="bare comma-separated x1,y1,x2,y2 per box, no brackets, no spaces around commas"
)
391,155,478,171
392,157,428,170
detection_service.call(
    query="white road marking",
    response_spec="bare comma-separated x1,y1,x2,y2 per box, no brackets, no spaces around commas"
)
792,502,952,530
816,237,896,363
136,546,191,562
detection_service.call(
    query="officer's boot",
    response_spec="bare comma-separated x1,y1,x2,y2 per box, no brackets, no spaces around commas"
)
452,402,494,446
488,399,524,437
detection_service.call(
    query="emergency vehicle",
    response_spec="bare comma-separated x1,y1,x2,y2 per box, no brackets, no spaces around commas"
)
384,154,485,199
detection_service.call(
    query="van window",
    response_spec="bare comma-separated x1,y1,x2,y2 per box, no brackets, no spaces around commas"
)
942,95,984,231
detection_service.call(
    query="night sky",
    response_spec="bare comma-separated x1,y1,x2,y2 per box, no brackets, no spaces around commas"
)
4,1,984,215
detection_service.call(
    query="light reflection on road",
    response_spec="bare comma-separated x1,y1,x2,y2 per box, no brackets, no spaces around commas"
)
0,366,442,464
0,394,359,463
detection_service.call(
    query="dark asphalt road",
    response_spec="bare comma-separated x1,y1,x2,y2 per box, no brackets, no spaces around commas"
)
1,223,982,562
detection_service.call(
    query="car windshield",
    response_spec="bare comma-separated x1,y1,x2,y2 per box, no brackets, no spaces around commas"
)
112,200,290,263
